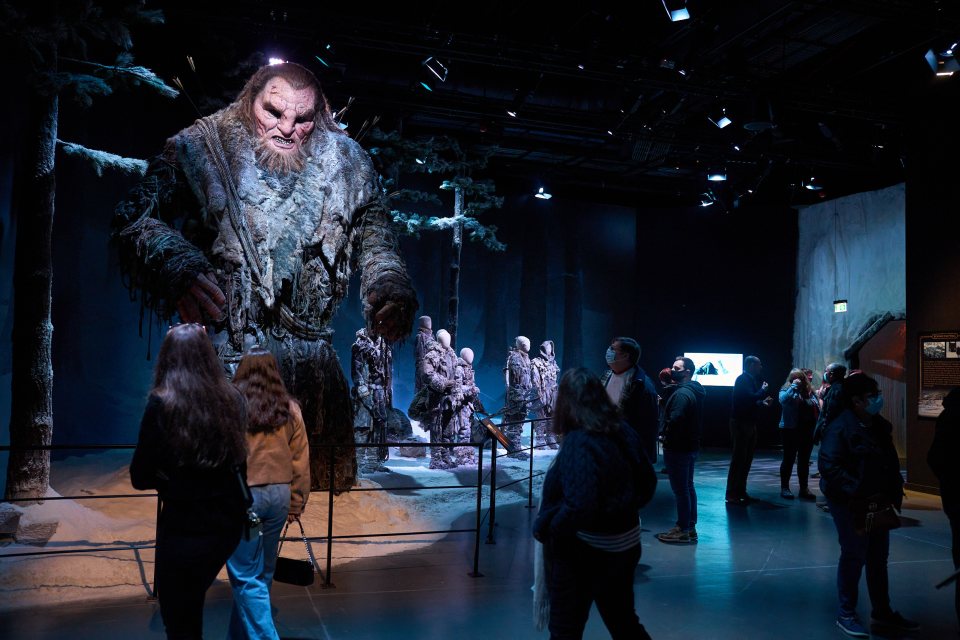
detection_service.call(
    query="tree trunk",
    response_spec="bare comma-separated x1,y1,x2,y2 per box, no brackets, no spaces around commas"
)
447,186,464,350
561,209,583,372
5,66,58,503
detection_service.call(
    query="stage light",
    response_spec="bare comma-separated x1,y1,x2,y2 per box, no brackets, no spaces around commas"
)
732,144,741,152
926,46,960,76
607,130,614,136
699,192,715,207
661,0,690,22
419,56,449,91
535,187,552,200
506,110,517,117
707,169,727,182
577,64,585,70
834,299,848,313
804,177,823,191
268,57,287,66
415,158,425,165
708,108,733,129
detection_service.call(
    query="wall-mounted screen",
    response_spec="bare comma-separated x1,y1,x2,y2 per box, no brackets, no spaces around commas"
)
683,352,743,387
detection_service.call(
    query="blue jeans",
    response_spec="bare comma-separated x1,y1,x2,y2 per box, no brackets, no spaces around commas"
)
664,450,698,531
826,497,892,619
226,483,290,640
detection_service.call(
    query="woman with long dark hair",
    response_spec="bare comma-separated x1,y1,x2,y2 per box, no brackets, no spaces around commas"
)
226,347,310,640
533,367,657,639
130,323,249,639
819,372,919,637
777,367,819,500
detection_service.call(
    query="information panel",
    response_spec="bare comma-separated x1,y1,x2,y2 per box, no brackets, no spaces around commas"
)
918,331,960,418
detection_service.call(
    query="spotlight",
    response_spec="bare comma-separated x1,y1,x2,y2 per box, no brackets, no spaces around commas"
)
833,299,848,313
803,177,823,191
661,0,690,22
268,57,287,66
314,55,330,68
926,46,960,76
707,169,727,182
419,56,449,91
440,180,455,190
708,108,733,129
506,110,517,117
699,192,716,207
535,187,552,200
415,158,425,165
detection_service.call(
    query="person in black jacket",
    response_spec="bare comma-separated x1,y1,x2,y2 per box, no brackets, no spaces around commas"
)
600,337,660,464
130,323,250,640
656,357,706,544
725,355,772,505
818,372,919,638
928,387,960,633
533,368,657,640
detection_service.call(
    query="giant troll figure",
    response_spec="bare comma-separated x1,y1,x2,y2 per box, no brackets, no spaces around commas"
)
114,63,417,491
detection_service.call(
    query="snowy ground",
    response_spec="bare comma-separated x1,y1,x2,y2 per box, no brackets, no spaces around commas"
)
0,421,554,611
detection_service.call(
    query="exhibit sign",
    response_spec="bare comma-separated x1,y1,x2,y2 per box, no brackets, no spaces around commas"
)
684,352,743,387
918,331,960,418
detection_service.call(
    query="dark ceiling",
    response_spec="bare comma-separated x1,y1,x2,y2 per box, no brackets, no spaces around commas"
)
146,1,960,207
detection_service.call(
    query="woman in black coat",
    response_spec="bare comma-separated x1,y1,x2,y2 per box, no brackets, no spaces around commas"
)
130,323,249,639
533,367,658,640
928,387,960,633
818,372,918,638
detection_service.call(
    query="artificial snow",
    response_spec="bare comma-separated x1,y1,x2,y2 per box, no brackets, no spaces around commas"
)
0,420,553,611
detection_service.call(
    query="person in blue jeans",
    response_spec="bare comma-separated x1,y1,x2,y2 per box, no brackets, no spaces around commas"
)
227,347,311,640
818,372,919,638
656,357,706,544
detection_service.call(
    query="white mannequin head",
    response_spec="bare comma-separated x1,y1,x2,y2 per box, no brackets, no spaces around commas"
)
460,347,474,365
515,336,530,353
540,340,554,358
418,315,432,331
437,329,451,348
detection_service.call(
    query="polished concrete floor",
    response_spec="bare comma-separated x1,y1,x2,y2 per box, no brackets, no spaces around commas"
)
1,450,956,639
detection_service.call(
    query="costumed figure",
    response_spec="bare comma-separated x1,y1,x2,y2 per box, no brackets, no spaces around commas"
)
503,335,535,459
531,340,560,450
414,315,435,393
422,329,460,469
453,347,483,465
351,328,393,472
113,63,417,491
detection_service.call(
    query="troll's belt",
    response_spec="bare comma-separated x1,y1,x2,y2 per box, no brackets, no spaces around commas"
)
195,117,328,342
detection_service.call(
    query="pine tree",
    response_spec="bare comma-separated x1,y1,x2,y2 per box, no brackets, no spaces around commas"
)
364,130,504,350
1,1,176,502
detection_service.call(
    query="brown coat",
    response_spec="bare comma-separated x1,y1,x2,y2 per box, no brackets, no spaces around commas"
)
245,400,311,515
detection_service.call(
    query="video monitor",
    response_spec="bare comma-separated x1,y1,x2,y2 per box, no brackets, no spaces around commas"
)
683,352,743,387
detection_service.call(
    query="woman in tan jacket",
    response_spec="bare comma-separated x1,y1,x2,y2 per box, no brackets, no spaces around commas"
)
226,347,310,640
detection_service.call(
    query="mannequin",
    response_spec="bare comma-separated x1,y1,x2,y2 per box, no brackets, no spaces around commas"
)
422,329,459,469
454,347,482,465
503,336,533,459
531,340,560,450
414,315,435,394
351,328,393,472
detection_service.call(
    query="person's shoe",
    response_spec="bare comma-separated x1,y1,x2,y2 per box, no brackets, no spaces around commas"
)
870,610,920,632
799,488,816,501
781,488,795,500
725,496,749,506
687,527,698,542
656,527,696,544
836,615,870,638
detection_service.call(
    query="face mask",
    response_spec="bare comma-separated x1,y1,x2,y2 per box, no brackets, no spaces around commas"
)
865,394,883,415
605,348,617,364
670,369,685,382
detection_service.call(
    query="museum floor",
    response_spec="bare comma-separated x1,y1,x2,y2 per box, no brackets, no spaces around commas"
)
1,450,955,639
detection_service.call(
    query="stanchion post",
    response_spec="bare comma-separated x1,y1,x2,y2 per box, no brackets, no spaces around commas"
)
526,421,536,509
150,496,161,600
486,434,498,544
470,441,484,577
324,444,336,588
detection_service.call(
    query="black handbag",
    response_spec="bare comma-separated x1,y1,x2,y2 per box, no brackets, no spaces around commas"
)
273,519,318,586
851,493,901,535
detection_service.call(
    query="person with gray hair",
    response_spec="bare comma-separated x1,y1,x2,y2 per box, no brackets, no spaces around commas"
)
600,337,659,464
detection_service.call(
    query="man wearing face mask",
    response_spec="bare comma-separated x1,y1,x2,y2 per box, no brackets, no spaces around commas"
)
818,372,918,638
503,336,534,460
601,337,659,464
656,357,706,544
725,355,773,505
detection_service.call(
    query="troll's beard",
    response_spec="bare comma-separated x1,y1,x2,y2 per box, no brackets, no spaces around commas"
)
254,136,308,175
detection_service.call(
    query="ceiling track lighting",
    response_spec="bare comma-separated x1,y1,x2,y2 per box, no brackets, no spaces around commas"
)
926,45,959,77
420,56,449,91
707,169,727,182
535,187,552,200
661,0,690,22
803,177,823,191
708,108,733,129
